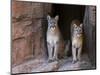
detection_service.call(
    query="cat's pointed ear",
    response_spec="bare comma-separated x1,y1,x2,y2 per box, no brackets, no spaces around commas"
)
47,15,51,21
73,24,77,28
80,23,83,27
55,15,59,21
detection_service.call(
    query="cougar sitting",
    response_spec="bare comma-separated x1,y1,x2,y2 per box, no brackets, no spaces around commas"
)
71,20,83,63
46,15,64,62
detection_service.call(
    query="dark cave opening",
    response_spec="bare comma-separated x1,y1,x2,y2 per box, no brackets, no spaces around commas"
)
52,4,85,41
49,4,86,56
49,4,96,67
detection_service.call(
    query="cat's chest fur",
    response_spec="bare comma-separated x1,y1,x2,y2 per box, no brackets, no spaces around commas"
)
47,28,60,45
72,33,83,48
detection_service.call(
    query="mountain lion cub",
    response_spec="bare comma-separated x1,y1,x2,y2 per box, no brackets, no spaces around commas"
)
47,15,64,62
71,20,83,63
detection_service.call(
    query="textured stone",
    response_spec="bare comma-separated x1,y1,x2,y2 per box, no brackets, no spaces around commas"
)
12,37,33,65
12,59,45,74
12,1,33,18
12,20,32,40
83,6,96,67
32,3,43,18
88,6,96,26
32,61,59,72
12,0,52,66
12,54,92,74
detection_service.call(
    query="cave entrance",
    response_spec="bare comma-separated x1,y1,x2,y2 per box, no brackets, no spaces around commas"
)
49,4,96,67
52,4,85,41
50,4,85,56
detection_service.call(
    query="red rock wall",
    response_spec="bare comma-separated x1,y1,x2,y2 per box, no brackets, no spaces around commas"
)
12,0,52,65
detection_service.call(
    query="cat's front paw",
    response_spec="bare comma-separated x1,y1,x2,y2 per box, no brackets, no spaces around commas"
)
48,58,54,63
72,60,77,64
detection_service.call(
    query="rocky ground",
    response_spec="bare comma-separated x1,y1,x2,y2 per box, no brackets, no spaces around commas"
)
12,54,95,74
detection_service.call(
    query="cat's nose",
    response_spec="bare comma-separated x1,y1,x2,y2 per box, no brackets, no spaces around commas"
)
50,26,55,28
80,30,82,32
